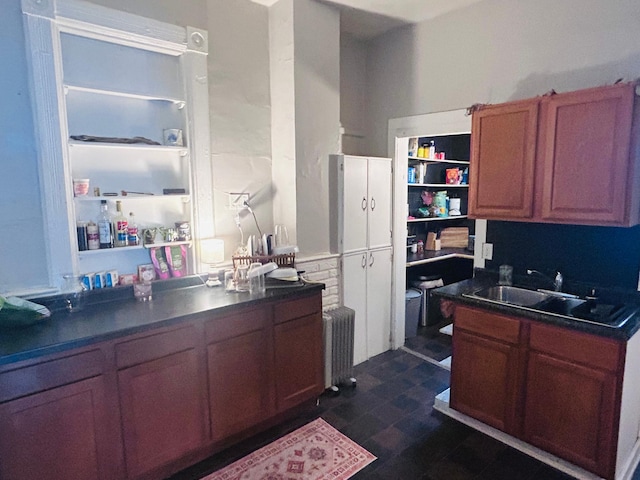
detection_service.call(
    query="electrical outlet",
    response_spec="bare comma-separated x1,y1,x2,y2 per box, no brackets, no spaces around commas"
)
228,192,249,210
482,242,493,260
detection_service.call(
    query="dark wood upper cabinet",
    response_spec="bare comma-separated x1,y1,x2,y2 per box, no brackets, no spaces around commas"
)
469,82,640,226
469,100,538,219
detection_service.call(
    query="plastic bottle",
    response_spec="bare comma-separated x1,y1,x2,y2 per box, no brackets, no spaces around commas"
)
127,212,139,246
87,221,99,250
428,141,436,159
417,144,425,158
98,200,113,249
113,200,128,247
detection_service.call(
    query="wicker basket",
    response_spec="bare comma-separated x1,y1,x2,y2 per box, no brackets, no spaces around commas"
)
232,253,295,269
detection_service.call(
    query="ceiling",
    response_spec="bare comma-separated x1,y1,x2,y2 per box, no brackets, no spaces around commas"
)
250,0,483,39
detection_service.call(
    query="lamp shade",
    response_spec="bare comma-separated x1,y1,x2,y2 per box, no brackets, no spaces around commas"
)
200,238,224,265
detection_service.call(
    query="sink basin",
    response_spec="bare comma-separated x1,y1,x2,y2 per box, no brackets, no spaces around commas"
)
469,286,551,307
536,296,586,316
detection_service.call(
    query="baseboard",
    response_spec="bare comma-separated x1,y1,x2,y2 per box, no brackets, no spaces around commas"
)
433,389,604,480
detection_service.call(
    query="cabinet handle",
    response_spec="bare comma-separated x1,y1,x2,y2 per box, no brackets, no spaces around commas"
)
361,254,367,268
361,197,367,210
370,197,376,211
369,252,375,267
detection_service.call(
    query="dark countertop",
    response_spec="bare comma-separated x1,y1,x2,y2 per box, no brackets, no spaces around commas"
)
406,247,473,267
432,275,640,341
0,278,324,366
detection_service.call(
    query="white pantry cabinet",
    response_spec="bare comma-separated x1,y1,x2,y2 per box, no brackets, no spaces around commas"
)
330,154,393,364
342,248,392,364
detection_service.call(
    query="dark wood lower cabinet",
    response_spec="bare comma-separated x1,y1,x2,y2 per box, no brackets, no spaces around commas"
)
450,305,624,480
207,309,274,442
0,376,112,480
450,330,521,434
0,289,324,480
524,351,618,478
118,349,207,478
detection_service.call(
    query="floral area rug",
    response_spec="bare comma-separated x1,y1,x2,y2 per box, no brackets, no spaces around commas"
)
202,418,376,480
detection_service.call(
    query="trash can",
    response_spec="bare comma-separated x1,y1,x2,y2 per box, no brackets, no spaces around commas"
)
405,288,422,338
412,276,444,326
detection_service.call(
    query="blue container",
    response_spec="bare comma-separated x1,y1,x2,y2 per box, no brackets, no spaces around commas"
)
408,166,416,184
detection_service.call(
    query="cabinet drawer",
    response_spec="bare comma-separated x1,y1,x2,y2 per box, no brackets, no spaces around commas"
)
205,308,268,344
0,349,104,403
529,323,622,372
455,306,521,344
273,294,321,325
116,325,197,369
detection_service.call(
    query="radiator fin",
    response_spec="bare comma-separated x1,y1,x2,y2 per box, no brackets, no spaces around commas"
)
323,306,355,389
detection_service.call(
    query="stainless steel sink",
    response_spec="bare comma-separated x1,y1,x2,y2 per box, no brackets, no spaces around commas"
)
464,285,635,329
468,286,551,307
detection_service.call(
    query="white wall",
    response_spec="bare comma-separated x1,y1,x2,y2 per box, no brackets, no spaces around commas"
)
293,0,341,255
87,0,207,29
365,0,640,156
208,0,273,257
340,33,367,156
0,0,49,294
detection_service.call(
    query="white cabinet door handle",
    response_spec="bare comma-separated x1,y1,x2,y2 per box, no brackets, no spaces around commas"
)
370,197,376,211
361,254,367,268
369,252,375,267
361,197,367,210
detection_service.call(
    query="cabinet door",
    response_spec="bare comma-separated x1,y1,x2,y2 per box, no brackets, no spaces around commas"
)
450,329,522,435
341,156,369,253
0,376,113,480
367,157,392,250
366,248,392,358
469,100,538,219
273,312,324,411
207,327,273,442
524,352,618,478
118,349,207,478
539,84,635,224
342,252,368,365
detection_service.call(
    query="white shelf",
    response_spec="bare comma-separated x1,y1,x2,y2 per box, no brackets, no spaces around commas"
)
143,240,192,249
78,240,192,255
408,156,470,165
78,245,144,255
407,215,468,223
64,84,185,106
68,140,188,155
74,194,191,202
408,183,469,188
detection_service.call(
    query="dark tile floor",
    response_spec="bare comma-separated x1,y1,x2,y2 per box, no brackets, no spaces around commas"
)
170,326,639,480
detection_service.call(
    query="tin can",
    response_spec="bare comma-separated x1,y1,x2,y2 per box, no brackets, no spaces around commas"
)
76,221,88,251
81,273,94,290
94,271,106,289
106,270,119,288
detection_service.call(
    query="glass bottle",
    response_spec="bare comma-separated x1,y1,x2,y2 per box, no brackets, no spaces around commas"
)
113,200,128,247
127,212,139,246
98,200,113,249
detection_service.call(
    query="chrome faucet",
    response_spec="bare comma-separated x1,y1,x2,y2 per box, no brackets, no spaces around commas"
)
526,269,563,292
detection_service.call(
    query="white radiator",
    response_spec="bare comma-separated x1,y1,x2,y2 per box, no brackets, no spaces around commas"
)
323,307,356,391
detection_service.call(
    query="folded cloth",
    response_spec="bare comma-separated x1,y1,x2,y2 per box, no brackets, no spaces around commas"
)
70,135,161,145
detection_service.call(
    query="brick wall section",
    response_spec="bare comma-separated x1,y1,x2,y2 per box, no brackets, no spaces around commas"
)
296,254,340,311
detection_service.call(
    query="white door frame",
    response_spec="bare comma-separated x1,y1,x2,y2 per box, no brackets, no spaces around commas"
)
387,109,487,349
